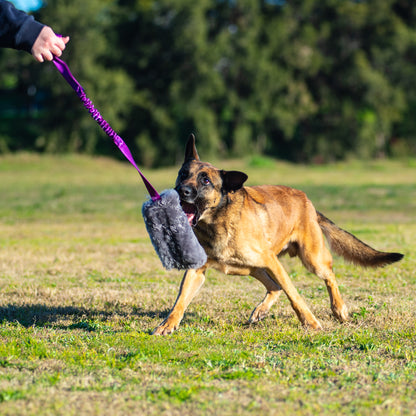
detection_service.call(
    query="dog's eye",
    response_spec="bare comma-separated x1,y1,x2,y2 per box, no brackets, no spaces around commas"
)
201,176,211,186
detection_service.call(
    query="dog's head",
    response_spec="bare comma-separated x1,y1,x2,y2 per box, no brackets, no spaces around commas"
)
176,134,248,227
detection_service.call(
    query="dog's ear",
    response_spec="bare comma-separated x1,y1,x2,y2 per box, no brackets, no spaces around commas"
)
221,170,248,193
184,134,200,162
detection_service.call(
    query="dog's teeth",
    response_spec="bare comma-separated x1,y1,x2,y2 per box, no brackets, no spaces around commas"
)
186,213,195,226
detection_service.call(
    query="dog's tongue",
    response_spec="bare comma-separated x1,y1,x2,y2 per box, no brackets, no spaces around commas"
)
181,202,197,226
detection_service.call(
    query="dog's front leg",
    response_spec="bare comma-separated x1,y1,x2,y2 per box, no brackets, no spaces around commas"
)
249,268,282,323
152,268,206,335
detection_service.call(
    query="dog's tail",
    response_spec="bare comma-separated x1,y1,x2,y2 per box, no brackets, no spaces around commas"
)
317,211,403,267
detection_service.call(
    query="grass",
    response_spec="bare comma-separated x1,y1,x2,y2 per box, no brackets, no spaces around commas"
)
0,153,415,415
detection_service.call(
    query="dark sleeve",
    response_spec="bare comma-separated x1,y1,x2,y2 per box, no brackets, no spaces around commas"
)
0,0,44,52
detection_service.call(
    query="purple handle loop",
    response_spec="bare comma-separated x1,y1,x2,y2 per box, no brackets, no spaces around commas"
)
52,56,160,201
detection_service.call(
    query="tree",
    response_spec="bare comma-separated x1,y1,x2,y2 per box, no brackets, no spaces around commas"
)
32,0,135,155
1,0,415,163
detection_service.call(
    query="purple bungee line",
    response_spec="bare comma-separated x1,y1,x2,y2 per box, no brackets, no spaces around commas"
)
52,56,160,201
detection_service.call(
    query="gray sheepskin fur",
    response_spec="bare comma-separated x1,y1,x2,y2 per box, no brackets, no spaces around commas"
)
142,189,207,270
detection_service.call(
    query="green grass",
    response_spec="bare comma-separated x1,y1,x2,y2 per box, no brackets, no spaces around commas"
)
0,153,415,415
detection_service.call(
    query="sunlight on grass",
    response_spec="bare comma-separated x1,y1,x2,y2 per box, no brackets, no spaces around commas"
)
0,154,415,415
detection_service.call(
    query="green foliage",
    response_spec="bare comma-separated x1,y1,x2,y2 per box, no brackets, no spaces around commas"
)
1,0,416,163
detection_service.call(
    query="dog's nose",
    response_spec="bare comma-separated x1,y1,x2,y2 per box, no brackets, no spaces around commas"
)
177,185,194,200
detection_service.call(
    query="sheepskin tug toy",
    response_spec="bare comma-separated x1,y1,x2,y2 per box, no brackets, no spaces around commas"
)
52,56,207,270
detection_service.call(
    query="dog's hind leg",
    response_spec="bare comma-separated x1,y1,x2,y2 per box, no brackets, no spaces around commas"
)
320,267,349,322
249,268,282,323
264,255,322,329
152,268,206,335
298,224,349,323
310,259,348,322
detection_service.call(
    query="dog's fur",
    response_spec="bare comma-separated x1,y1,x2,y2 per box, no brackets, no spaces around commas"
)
152,135,403,335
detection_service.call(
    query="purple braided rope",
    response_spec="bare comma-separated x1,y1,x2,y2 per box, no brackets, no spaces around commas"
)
52,56,160,201
80,91,119,141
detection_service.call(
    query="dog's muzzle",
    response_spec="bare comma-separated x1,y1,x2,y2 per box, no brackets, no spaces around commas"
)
176,185,199,227
181,202,199,227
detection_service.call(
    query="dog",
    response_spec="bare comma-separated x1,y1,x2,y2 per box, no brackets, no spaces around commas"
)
152,134,403,335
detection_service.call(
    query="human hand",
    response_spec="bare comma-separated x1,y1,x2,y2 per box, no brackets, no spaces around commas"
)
31,26,69,62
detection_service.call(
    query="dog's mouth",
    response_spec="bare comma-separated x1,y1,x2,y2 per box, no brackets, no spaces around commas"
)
181,202,199,227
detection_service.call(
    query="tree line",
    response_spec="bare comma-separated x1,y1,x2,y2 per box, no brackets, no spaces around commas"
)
1,0,415,166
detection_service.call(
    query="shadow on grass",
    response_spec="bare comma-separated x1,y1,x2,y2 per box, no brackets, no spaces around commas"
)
0,303,173,330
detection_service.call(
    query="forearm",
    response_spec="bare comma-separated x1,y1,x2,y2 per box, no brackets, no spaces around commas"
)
0,0,44,51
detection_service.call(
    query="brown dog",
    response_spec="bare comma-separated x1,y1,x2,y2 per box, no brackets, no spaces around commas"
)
152,135,403,335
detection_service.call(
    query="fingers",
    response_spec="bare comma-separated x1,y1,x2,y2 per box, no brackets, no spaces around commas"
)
33,52,44,63
49,35,70,60
54,35,69,51
31,26,70,63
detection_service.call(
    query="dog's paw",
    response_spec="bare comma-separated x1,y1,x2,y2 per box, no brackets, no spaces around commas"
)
305,318,322,330
152,320,178,336
248,306,270,324
332,304,349,323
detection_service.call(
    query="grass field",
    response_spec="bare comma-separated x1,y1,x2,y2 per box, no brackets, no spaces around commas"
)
0,153,415,415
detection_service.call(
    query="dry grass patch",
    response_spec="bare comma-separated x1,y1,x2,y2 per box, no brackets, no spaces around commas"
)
0,154,415,415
